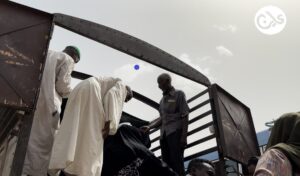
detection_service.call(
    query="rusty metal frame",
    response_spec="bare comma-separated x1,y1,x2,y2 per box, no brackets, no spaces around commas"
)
0,2,53,176
53,13,211,87
148,84,259,176
0,1,260,176
149,88,219,167
9,112,35,176
209,85,227,176
0,1,53,110
209,84,260,165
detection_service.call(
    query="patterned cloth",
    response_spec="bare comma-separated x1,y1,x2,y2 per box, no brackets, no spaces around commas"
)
254,149,292,176
116,158,144,176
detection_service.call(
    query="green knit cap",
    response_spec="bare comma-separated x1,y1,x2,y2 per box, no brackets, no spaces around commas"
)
67,45,80,59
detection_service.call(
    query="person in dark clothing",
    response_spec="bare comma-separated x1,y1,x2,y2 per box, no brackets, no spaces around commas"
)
102,124,177,176
246,156,259,176
187,159,215,176
141,73,190,176
254,112,300,176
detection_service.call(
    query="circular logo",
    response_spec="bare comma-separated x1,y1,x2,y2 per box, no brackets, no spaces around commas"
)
255,6,286,35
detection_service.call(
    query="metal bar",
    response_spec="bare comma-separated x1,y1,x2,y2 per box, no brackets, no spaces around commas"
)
0,108,15,131
71,71,92,80
185,134,216,149
209,85,226,154
189,110,212,125
151,145,160,153
9,112,34,176
150,136,160,144
184,146,218,162
0,111,19,146
0,138,9,174
187,89,209,103
149,127,159,135
132,91,159,111
151,121,214,151
0,20,51,37
187,121,214,136
189,99,210,113
150,110,212,143
208,85,226,176
53,13,211,87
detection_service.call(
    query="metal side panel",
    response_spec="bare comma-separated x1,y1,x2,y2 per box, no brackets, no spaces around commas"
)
0,1,53,110
54,13,211,87
0,2,54,176
211,84,260,165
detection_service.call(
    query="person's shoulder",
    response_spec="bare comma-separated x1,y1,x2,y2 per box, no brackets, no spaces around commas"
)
98,76,122,83
62,52,74,63
47,50,54,54
175,89,185,96
48,50,72,62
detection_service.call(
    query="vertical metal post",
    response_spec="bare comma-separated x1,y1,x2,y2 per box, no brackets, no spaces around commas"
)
9,112,34,176
208,85,226,176
0,138,9,174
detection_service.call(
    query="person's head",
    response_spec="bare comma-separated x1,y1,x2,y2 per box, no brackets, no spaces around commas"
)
187,159,215,176
157,73,172,92
63,46,80,63
125,85,133,102
247,156,259,176
267,112,300,149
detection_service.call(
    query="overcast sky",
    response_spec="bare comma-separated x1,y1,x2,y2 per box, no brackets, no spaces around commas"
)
13,0,300,134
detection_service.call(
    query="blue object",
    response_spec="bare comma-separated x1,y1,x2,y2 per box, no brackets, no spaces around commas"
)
134,64,140,70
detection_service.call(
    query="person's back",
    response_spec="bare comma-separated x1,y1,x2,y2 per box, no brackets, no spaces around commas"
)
23,47,79,176
49,77,133,176
37,50,74,120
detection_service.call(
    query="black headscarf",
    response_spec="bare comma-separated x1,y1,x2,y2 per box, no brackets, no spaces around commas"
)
267,112,300,168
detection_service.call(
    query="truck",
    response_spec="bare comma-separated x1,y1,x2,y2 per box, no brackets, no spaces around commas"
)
0,1,260,175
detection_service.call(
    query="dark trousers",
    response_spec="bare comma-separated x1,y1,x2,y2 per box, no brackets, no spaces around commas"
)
160,130,185,176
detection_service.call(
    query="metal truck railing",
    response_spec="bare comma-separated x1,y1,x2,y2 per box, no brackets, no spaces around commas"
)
0,1,259,176
148,85,260,175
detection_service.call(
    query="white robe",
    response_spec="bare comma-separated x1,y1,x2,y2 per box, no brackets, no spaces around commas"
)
48,77,126,176
23,50,74,176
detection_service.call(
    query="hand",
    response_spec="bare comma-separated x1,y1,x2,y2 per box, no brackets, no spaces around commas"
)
140,126,150,133
102,121,110,139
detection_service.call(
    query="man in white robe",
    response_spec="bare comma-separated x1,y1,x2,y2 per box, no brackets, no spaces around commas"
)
48,77,133,176
22,46,81,176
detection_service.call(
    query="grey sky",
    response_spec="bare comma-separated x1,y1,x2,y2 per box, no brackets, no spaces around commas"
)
13,0,300,133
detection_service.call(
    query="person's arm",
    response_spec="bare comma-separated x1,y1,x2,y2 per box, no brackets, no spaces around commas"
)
56,56,74,98
181,115,188,148
149,117,162,129
178,91,190,148
141,117,162,133
103,81,126,136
